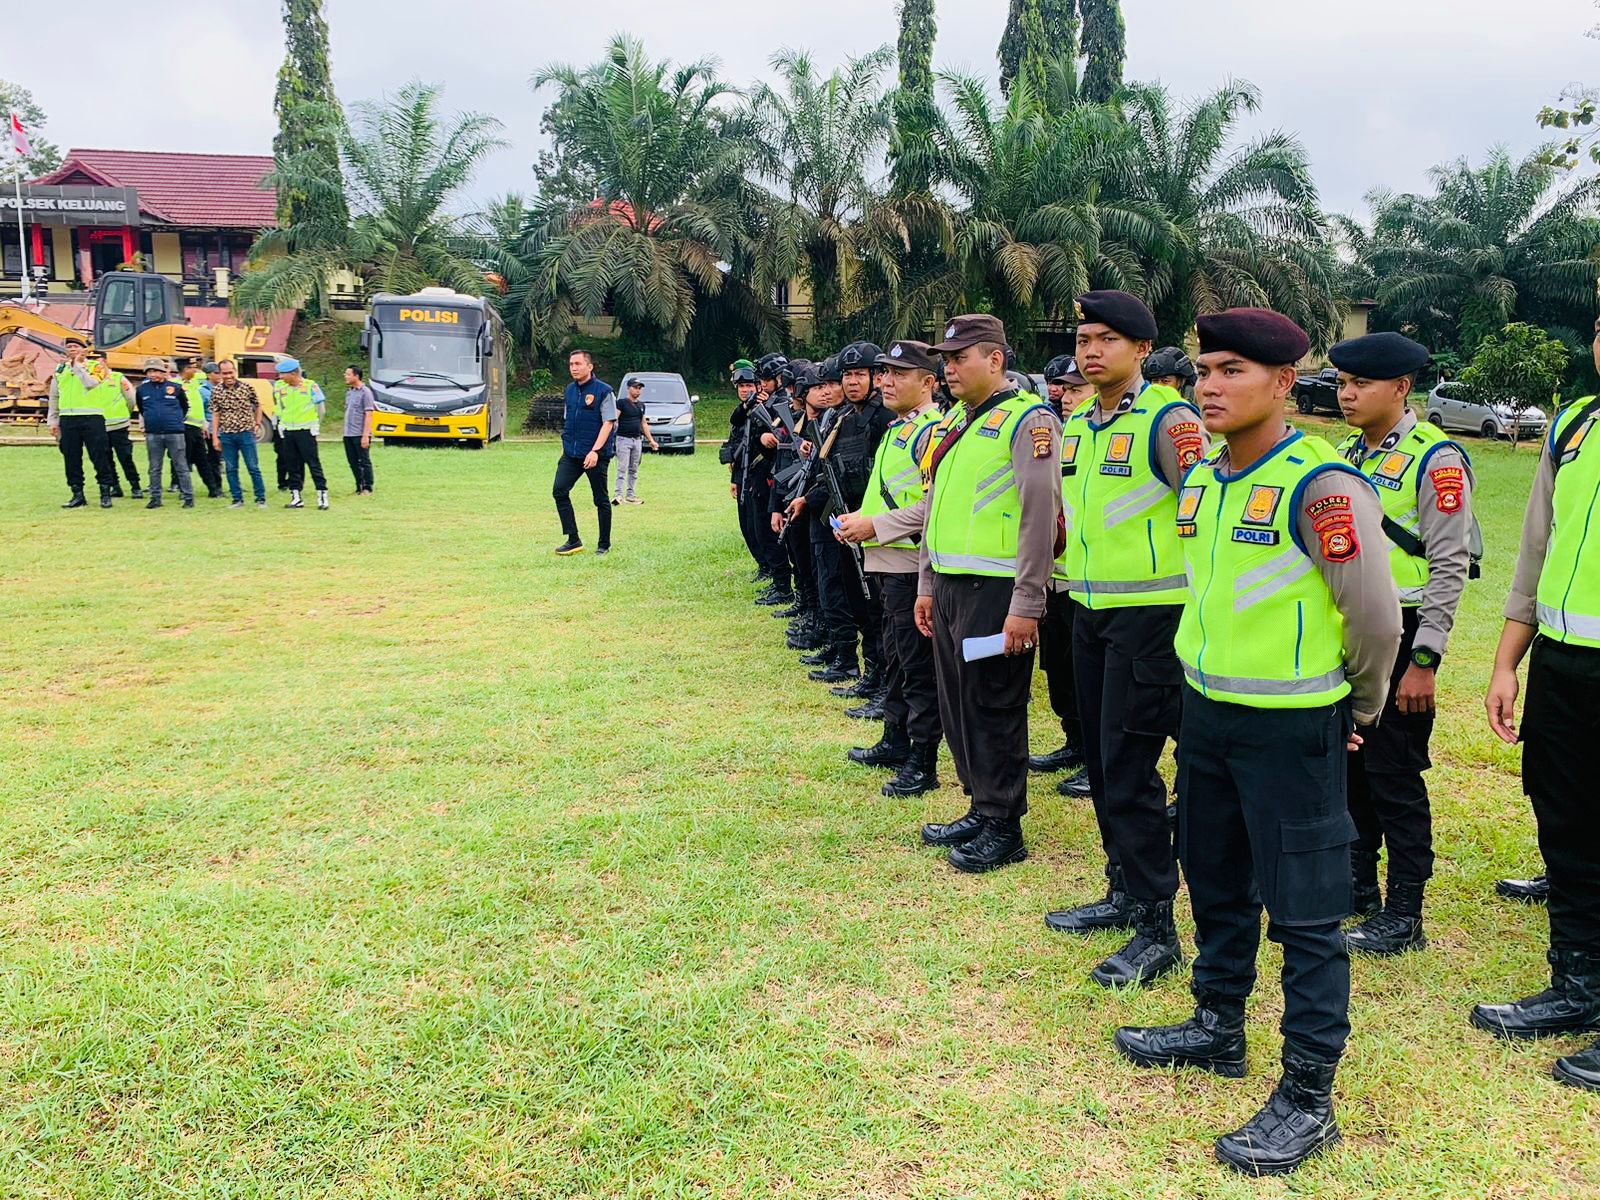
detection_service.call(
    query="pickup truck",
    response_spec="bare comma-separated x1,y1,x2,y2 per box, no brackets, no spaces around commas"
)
1292,367,1341,416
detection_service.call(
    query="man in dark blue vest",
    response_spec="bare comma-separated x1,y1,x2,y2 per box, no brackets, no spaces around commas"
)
553,349,617,556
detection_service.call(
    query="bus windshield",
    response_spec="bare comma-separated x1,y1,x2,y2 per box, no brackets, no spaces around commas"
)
371,306,485,386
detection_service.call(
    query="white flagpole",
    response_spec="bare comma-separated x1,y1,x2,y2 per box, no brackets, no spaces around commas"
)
12,149,29,304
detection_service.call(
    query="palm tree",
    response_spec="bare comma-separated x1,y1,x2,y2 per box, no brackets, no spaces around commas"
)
523,35,778,353
750,46,897,343
1119,80,1344,350
1360,148,1600,354
235,82,505,315
927,72,1170,338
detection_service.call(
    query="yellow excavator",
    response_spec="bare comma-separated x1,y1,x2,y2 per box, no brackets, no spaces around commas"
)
0,271,283,421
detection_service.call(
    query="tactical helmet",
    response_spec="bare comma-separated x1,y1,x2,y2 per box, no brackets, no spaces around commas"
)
792,363,819,396
839,341,884,372
754,352,789,380
1143,346,1196,385
818,356,843,383
1043,354,1076,383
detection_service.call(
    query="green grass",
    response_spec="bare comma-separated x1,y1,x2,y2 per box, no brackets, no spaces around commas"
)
2,431,1595,1199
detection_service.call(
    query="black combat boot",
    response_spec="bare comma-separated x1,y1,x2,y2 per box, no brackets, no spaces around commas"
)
1057,767,1092,798
775,600,806,619
810,647,860,684
1114,989,1247,1077
1556,1036,1600,1092
883,741,939,797
756,585,793,606
1471,949,1600,1039
848,721,911,768
131,485,145,499
798,647,832,666
109,483,125,498
1214,1050,1341,1176
99,485,113,508
62,489,87,509
1091,897,1185,988
1496,874,1549,904
921,807,986,847
1345,880,1426,956
1350,849,1381,921
1029,738,1085,774
844,694,886,720
947,817,1026,873
788,621,827,652
1045,864,1134,933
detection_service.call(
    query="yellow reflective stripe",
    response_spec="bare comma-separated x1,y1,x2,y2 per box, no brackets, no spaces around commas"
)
1184,661,1346,697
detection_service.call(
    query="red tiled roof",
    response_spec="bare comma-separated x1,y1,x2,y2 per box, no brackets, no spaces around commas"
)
32,149,277,229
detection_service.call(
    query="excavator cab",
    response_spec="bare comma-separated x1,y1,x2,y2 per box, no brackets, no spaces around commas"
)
92,272,185,349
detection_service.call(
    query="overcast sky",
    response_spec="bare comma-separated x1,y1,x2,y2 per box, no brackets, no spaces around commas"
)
16,0,1600,218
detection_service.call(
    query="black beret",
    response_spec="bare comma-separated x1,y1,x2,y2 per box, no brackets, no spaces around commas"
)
1327,332,1430,381
1195,308,1310,365
1074,290,1158,341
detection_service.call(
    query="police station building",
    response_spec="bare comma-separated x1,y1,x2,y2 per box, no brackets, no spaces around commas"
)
1,148,275,304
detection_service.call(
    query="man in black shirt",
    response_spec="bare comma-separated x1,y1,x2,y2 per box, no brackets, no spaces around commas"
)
612,378,658,505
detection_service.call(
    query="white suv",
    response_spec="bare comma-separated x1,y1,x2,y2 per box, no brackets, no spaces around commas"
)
1426,381,1549,440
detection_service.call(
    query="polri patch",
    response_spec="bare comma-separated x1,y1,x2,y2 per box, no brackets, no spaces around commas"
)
976,408,1009,439
1232,527,1280,546
1168,420,1205,470
1376,450,1413,479
1177,486,1204,522
1318,513,1360,562
1306,494,1352,521
1429,466,1466,513
1061,435,1080,465
1106,432,1134,463
1240,485,1283,526
1030,425,1054,459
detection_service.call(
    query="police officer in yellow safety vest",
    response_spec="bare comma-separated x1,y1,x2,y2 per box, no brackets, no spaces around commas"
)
1114,309,1401,1178
1476,314,1600,1095
178,357,223,499
271,358,330,510
1043,290,1209,992
46,335,118,508
835,340,947,799
93,351,143,499
913,314,1062,874
1330,332,1475,958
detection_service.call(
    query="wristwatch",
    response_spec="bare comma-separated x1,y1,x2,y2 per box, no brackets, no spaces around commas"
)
1410,647,1441,670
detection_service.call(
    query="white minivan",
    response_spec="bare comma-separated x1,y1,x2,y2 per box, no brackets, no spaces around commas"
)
1426,381,1549,440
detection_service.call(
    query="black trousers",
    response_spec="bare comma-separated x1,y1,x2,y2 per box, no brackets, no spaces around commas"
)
58,413,113,492
271,427,291,489
743,477,788,588
1179,692,1355,1063
810,516,855,653
1348,606,1435,886
878,571,941,743
343,435,375,492
931,573,1033,821
553,452,612,547
786,516,816,609
847,559,883,670
1039,585,1083,746
279,429,327,491
178,425,222,494
1073,602,1184,901
1522,637,1600,953
736,477,763,565
105,426,141,490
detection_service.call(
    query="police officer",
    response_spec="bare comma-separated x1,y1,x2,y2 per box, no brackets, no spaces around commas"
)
835,340,946,795
179,357,223,499
749,355,794,606
1476,317,1600,1092
916,315,1062,872
1044,291,1208,990
827,341,895,699
1143,345,1197,396
1332,332,1475,955
94,352,142,499
725,362,766,573
46,335,117,509
1031,355,1094,797
1114,309,1401,1177
776,364,824,651
272,358,331,511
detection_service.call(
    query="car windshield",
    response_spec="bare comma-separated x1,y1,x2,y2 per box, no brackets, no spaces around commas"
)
371,306,485,386
628,375,691,411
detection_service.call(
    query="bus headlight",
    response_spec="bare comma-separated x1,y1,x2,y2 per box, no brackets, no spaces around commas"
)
454,404,485,416
374,401,402,413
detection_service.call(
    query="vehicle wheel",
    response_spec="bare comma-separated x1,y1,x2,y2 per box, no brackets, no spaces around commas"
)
1296,395,1314,415
686,443,696,455
1481,421,1500,440
462,438,485,450
1427,412,1443,426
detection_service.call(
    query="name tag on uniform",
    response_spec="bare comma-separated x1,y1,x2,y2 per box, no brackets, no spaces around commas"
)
1177,523,1197,538
1232,527,1280,545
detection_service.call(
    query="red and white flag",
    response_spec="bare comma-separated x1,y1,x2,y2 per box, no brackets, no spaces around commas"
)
9,111,32,159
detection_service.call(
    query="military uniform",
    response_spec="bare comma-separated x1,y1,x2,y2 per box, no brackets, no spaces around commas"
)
916,314,1062,873
1331,332,1476,954
775,368,821,645
747,363,794,603
1115,308,1402,1178
1044,291,1208,989
1470,392,1600,1091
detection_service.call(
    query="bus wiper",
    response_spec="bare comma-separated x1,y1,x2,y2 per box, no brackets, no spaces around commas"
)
375,370,472,391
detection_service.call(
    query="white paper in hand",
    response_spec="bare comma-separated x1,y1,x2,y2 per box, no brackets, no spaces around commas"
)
962,632,1007,662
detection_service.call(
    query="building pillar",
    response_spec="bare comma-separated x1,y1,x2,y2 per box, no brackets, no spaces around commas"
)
120,226,135,266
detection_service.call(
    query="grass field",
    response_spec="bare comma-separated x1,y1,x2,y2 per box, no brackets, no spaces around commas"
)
3,426,1596,1199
